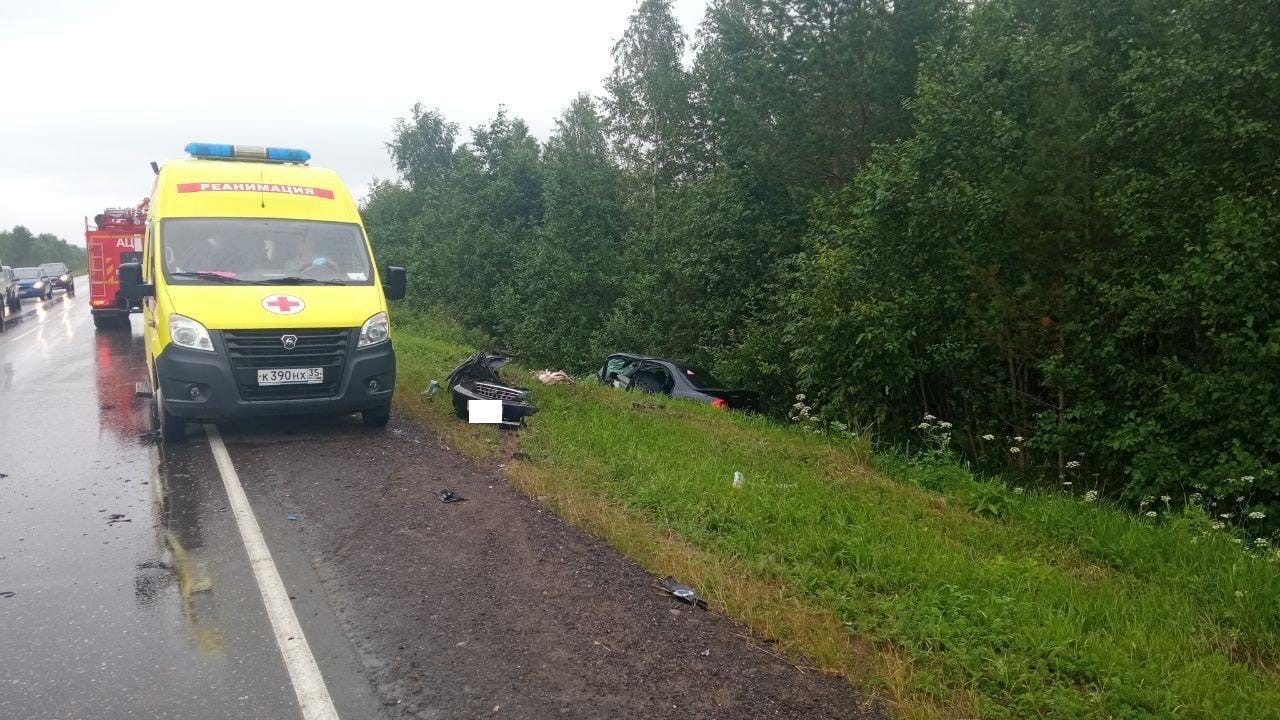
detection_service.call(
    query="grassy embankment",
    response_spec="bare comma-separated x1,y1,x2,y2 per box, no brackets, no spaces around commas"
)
392,312,1280,720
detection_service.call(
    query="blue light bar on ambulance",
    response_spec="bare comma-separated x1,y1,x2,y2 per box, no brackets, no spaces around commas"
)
184,142,311,164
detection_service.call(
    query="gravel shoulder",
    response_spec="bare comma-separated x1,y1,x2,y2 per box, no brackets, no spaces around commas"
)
223,414,876,719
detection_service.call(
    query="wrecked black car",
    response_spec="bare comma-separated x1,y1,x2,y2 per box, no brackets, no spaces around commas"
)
596,353,758,411
447,352,538,427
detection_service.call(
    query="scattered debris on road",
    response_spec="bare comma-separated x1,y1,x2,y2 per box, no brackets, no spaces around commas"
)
438,489,467,504
447,352,538,427
287,513,299,521
659,576,708,609
106,513,131,525
0,591,15,599
423,379,441,398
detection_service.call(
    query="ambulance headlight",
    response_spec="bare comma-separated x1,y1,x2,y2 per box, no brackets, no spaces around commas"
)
169,314,214,352
358,312,389,347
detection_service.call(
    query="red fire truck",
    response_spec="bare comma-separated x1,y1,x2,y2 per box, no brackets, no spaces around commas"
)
87,199,147,330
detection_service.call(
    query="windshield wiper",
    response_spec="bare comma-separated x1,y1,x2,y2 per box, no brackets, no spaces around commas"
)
252,276,346,286
170,271,249,284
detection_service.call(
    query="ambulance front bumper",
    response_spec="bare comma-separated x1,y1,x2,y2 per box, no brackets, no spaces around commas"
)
155,334,395,420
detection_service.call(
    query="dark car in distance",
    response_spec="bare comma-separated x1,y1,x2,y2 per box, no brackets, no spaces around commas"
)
596,353,758,411
38,262,74,295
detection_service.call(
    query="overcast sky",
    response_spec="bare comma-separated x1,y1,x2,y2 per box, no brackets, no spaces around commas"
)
0,0,707,246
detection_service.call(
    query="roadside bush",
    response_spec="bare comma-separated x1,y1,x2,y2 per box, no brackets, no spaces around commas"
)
365,0,1280,523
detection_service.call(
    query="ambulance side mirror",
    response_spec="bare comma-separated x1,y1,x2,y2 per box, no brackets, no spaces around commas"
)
382,266,407,301
118,263,153,299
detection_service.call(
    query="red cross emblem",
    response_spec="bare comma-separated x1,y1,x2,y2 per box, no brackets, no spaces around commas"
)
262,294,305,314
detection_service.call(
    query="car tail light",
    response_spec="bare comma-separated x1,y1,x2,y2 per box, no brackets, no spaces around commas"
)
711,397,729,410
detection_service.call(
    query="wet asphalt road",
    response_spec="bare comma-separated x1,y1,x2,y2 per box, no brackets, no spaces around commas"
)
0,278,383,720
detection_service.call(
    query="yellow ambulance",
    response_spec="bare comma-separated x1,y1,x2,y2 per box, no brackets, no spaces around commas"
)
120,143,406,441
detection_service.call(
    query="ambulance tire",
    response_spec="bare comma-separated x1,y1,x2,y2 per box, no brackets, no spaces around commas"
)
362,404,391,429
152,387,187,443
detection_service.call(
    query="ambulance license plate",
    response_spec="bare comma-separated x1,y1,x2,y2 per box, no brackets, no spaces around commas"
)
257,368,324,386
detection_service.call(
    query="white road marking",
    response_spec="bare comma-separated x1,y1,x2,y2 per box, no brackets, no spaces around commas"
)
4,295,75,343
205,424,341,720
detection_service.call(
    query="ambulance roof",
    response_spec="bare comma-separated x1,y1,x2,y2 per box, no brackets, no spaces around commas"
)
152,159,360,224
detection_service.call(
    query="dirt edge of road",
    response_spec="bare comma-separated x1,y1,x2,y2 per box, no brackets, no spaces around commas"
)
237,414,881,719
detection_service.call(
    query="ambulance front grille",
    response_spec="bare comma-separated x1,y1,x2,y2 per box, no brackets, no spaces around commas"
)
222,328,351,401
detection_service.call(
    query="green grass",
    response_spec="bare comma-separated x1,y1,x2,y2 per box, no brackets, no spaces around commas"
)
390,311,1280,719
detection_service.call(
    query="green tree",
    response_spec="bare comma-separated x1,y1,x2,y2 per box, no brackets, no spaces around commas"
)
604,0,699,210
499,95,627,366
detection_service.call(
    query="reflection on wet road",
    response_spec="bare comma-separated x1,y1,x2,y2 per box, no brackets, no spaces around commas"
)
0,279,379,719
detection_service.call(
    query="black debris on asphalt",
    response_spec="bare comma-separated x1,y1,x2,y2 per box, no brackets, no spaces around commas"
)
438,489,467,504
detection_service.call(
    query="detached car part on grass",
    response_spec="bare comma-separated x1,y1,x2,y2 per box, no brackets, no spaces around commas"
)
596,353,759,411
447,352,538,427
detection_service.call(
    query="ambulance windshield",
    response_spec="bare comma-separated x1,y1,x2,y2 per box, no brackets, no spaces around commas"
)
161,218,374,285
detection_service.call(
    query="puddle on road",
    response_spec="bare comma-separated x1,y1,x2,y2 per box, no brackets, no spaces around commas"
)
1,302,300,719
0,292,70,332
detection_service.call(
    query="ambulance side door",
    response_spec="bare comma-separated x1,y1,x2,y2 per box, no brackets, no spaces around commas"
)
141,221,158,365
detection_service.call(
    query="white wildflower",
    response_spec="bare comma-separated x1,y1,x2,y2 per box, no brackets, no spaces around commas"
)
1083,490,1099,503
1013,487,1024,495
1013,436,1025,442
916,422,931,430
1190,492,1203,501
1145,511,1157,518
1065,460,1081,469
1235,590,1245,597
1236,496,1246,503
938,421,953,429
796,393,806,401
1248,511,1266,520
1242,475,1256,483
1210,521,1225,530
1160,495,1171,503
1254,538,1272,548
1009,447,1021,454
1220,513,1232,519
982,434,995,441
1232,538,1244,545
923,414,937,422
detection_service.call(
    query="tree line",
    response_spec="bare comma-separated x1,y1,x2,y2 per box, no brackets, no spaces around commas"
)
363,0,1280,517
1,226,86,272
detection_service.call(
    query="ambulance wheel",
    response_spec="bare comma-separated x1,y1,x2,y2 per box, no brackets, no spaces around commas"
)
152,387,187,443
362,404,391,429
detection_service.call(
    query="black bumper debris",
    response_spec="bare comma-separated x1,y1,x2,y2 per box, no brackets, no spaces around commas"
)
446,352,538,427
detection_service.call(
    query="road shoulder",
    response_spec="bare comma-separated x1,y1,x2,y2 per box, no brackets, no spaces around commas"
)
222,415,875,719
